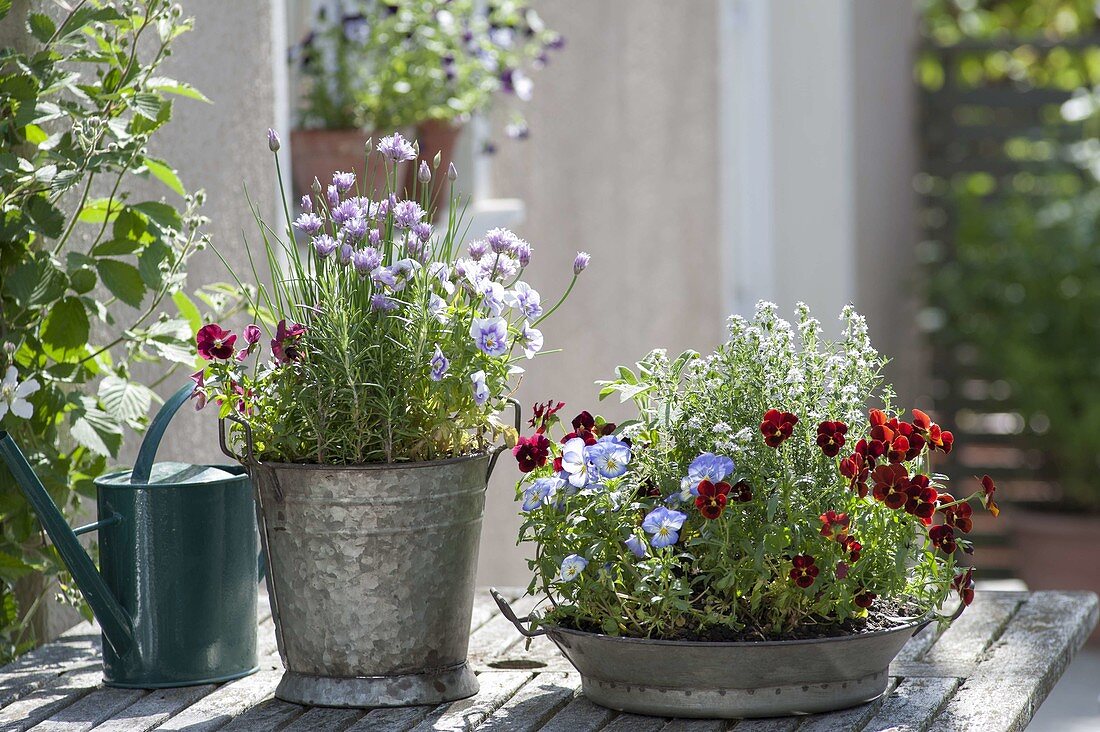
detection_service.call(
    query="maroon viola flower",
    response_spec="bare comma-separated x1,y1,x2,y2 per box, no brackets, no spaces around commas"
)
696,479,731,520
871,463,910,510
271,319,306,364
571,411,595,432
730,479,753,503
929,524,958,554
760,409,798,448
789,554,819,588
816,420,848,457
819,510,850,541
552,455,563,473
512,433,551,473
952,567,975,607
904,475,938,524
842,537,862,563
979,474,1000,518
836,561,849,580
529,400,566,434
938,493,974,533
854,590,876,609
196,324,237,360
914,408,954,454
840,451,870,498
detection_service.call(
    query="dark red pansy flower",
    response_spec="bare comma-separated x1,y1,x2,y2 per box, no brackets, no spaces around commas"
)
562,429,598,446
730,479,753,503
695,479,731,520
938,493,974,533
552,455,563,473
912,408,932,432
635,480,662,499
855,591,877,609
819,510,850,541
952,567,975,607
869,409,888,428
789,554,819,588
196,324,237,360
760,409,799,448
816,420,848,457
929,524,958,554
271,319,306,364
571,411,595,431
904,475,938,524
886,434,910,464
529,400,565,433
512,433,551,473
843,537,862,563
840,449,871,497
871,463,910,510
836,561,849,580
929,424,954,454
979,474,1000,518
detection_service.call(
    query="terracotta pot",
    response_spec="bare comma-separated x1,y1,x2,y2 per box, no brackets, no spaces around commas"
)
289,128,401,200
1012,507,1100,643
416,120,464,218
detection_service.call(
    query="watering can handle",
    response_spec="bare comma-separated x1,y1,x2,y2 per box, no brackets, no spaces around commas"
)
131,383,195,485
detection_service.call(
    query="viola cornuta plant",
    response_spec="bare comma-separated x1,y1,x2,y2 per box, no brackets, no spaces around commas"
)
193,130,587,464
513,302,999,640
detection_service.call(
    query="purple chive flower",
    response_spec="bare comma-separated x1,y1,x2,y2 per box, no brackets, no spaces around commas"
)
366,228,380,246
470,317,508,356
300,195,313,213
485,227,516,255
486,254,520,281
326,185,340,208
470,369,490,405
312,234,338,259
558,554,587,582
392,200,425,230
468,239,489,261
293,212,323,235
377,132,416,162
573,251,590,275
372,266,397,288
418,161,431,183
351,248,380,276
429,345,449,381
332,199,361,225
370,293,398,311
340,243,354,264
505,282,542,319
521,322,543,359
332,171,356,192
642,507,687,549
625,534,646,558
412,222,432,242
513,239,532,267
447,162,458,181
342,216,369,243
266,128,280,151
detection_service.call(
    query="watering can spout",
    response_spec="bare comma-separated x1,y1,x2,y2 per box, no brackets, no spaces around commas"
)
0,430,134,657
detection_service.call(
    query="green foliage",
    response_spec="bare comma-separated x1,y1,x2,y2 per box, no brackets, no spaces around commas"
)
294,1,560,131
0,0,206,662
517,305,990,639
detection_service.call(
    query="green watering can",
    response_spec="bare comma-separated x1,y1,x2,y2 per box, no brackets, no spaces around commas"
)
0,384,262,688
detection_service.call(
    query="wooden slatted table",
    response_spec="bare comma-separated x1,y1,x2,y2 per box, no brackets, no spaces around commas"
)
0,589,1094,732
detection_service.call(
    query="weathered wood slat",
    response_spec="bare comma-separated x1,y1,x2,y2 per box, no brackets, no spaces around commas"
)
859,677,960,732
466,595,539,663
470,588,518,633
474,672,576,732
154,665,282,732
217,698,304,732
25,686,144,732
278,706,364,731
728,717,800,732
659,719,730,731
345,705,434,732
535,694,616,732
599,713,668,732
406,671,531,731
0,626,101,710
0,668,102,732
931,590,1099,732
796,679,900,732
88,685,215,732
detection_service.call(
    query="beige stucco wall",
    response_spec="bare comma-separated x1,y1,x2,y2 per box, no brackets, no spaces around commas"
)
479,0,724,585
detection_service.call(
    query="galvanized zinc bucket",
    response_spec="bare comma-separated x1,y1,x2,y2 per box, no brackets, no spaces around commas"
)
492,589,932,719
221,405,517,708
0,385,261,689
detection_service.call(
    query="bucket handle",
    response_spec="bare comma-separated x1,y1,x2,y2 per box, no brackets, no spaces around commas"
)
131,383,195,484
485,398,522,483
490,587,546,638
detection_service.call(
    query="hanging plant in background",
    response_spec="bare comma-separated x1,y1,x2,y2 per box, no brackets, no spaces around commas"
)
0,0,208,662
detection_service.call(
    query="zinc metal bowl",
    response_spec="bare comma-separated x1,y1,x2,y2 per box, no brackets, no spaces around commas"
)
491,589,928,719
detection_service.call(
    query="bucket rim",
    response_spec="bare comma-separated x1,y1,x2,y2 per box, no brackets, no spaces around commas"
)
249,451,494,472
543,615,926,649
